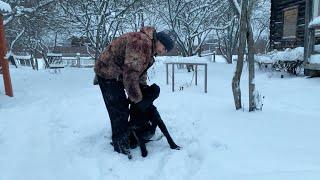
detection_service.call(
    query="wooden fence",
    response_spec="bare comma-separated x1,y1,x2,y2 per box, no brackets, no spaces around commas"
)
14,53,95,68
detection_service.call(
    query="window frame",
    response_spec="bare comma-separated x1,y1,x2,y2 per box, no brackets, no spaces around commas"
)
282,6,299,39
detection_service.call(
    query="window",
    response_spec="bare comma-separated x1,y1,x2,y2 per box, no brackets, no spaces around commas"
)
283,7,298,39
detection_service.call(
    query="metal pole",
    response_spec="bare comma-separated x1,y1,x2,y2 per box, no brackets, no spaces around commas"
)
195,65,198,85
166,63,169,85
172,63,174,92
204,64,207,93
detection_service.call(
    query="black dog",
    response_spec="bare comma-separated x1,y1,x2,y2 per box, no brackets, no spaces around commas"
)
129,84,180,157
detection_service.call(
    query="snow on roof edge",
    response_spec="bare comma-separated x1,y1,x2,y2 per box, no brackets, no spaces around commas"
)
0,1,12,13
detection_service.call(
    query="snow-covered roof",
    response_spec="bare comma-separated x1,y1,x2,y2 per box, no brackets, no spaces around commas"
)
47,53,63,57
309,16,320,28
0,1,11,13
15,55,31,60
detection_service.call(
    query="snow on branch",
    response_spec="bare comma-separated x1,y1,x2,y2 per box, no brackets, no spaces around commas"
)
0,1,11,13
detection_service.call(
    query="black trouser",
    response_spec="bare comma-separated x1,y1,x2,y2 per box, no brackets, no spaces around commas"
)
97,75,130,153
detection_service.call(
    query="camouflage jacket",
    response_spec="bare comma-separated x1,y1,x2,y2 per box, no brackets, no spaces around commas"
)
94,27,156,103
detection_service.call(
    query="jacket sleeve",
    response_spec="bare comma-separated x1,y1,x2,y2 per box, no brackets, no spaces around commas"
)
122,46,148,103
139,72,148,86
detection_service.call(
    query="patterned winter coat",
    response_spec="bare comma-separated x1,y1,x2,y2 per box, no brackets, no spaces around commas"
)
94,27,156,103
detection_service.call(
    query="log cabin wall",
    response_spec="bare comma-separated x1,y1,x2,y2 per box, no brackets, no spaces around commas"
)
270,0,307,50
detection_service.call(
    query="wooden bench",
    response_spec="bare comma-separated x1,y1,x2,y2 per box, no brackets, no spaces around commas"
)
49,65,64,73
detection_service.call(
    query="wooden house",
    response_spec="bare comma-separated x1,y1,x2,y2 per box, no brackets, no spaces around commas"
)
305,0,320,76
270,0,307,50
270,0,320,76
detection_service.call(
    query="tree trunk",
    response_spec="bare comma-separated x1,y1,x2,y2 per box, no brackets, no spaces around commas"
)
232,0,248,110
31,50,36,70
35,58,39,70
41,51,50,69
247,18,256,111
54,32,58,50
226,53,233,64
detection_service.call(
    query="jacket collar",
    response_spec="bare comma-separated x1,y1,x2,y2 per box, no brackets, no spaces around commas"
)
140,26,157,56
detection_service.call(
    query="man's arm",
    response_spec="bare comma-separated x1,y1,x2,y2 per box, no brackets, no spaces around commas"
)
122,44,149,103
139,72,148,86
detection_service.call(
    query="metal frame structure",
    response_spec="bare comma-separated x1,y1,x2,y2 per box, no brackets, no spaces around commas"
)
165,62,208,93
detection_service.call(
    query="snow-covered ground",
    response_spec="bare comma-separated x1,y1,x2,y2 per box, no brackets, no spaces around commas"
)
1,56,320,180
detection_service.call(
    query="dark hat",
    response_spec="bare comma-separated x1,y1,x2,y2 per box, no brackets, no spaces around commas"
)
156,31,175,52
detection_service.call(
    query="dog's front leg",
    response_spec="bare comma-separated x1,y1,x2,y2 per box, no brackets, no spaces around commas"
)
137,135,148,157
155,118,181,150
133,131,148,157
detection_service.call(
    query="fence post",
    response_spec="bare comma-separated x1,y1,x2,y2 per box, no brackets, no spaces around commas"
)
76,53,80,68
172,64,175,92
205,64,207,93
211,51,216,62
0,15,13,97
166,63,169,84
195,65,198,85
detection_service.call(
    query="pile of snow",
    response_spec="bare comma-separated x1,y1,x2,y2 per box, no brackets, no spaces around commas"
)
254,55,273,63
0,1,11,13
310,54,320,63
255,47,304,63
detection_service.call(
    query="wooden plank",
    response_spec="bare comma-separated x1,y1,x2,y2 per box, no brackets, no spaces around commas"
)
0,15,13,97
305,63,320,70
304,0,311,63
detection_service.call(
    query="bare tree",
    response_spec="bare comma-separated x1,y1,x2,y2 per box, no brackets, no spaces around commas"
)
247,1,256,112
59,0,141,60
215,9,239,64
231,0,246,110
3,0,60,54
153,0,232,57
3,0,66,69
251,0,270,53
122,0,165,32
230,0,258,111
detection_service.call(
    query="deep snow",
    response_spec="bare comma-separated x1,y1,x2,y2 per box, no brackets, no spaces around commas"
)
1,56,320,180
